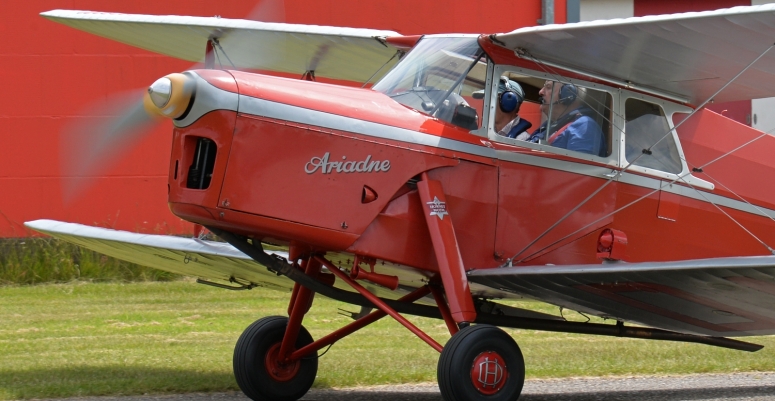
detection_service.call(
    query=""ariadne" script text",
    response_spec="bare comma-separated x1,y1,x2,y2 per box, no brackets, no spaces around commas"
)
304,152,391,174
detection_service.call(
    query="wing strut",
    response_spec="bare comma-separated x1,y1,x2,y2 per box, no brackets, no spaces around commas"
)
204,40,215,69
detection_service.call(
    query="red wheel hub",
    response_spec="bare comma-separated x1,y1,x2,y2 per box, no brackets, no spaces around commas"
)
264,343,300,382
470,351,508,395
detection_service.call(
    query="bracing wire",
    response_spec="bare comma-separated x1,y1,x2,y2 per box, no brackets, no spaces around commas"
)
698,167,775,226
674,170,775,254
362,50,403,88
517,137,775,263
212,38,237,68
213,47,224,69
633,128,775,255
504,43,775,265
674,127,775,250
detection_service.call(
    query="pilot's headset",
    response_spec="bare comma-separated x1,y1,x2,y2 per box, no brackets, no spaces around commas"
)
498,76,525,113
557,83,578,106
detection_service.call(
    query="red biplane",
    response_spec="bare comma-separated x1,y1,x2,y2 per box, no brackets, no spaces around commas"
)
25,4,775,400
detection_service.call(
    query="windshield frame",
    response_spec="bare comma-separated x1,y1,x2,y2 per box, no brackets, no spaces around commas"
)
373,35,489,131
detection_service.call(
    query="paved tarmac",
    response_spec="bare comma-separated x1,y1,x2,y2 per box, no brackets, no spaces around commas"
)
29,372,775,401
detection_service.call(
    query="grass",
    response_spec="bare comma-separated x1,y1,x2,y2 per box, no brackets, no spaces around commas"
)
0,239,179,285
2,281,775,400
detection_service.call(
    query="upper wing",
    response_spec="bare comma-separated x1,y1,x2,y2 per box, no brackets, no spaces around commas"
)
40,10,401,83
468,256,775,337
25,219,294,292
493,4,775,105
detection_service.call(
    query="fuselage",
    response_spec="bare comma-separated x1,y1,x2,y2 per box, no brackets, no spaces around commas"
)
164,35,775,279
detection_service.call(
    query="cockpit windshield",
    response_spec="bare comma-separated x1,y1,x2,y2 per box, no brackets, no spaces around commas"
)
373,36,485,130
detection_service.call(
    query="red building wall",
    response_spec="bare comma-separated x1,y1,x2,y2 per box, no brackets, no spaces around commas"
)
1,0,563,237
634,0,749,16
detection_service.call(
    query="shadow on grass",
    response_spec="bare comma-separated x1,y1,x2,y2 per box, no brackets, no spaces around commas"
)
0,366,236,400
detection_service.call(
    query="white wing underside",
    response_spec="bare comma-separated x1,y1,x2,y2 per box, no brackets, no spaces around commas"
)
494,4,775,105
25,219,296,292
23,219,524,299
22,220,446,302
24,220,564,321
41,10,401,83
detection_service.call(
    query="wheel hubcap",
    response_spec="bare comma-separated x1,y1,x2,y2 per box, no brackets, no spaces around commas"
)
264,343,300,381
470,351,508,395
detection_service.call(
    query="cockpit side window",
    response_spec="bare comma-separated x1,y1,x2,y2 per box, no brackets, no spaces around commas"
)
624,98,682,174
488,72,613,159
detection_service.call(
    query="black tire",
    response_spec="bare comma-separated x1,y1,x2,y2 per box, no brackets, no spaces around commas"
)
438,325,525,401
233,316,317,401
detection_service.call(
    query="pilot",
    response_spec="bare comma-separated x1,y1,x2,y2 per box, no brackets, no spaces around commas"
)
474,76,532,139
526,80,605,156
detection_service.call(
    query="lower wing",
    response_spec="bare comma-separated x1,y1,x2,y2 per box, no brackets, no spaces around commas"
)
25,219,293,292
23,219,562,322
469,258,775,337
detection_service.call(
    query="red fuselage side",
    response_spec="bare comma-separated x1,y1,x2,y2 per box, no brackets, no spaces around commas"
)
168,70,775,272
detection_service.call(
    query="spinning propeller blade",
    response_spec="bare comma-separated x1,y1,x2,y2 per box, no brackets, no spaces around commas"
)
61,70,198,202
60,89,161,202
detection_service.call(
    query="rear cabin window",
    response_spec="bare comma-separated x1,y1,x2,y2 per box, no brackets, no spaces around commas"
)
624,98,682,174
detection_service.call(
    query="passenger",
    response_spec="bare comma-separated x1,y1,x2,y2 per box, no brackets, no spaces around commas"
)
474,76,532,139
527,81,605,156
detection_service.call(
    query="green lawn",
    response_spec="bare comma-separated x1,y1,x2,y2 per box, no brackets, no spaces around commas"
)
2,281,775,400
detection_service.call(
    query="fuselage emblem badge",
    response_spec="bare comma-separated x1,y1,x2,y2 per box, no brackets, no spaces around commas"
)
427,196,449,220
305,152,390,174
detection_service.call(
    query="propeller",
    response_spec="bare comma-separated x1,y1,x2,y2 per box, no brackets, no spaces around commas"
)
60,0,286,202
60,89,161,202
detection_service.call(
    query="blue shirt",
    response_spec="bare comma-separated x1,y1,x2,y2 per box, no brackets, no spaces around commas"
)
527,108,605,157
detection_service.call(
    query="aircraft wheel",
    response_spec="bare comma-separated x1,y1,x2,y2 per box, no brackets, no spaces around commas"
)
233,316,317,401
438,324,525,401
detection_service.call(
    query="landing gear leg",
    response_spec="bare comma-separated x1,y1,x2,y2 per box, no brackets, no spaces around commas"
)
234,256,321,401
438,325,525,401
